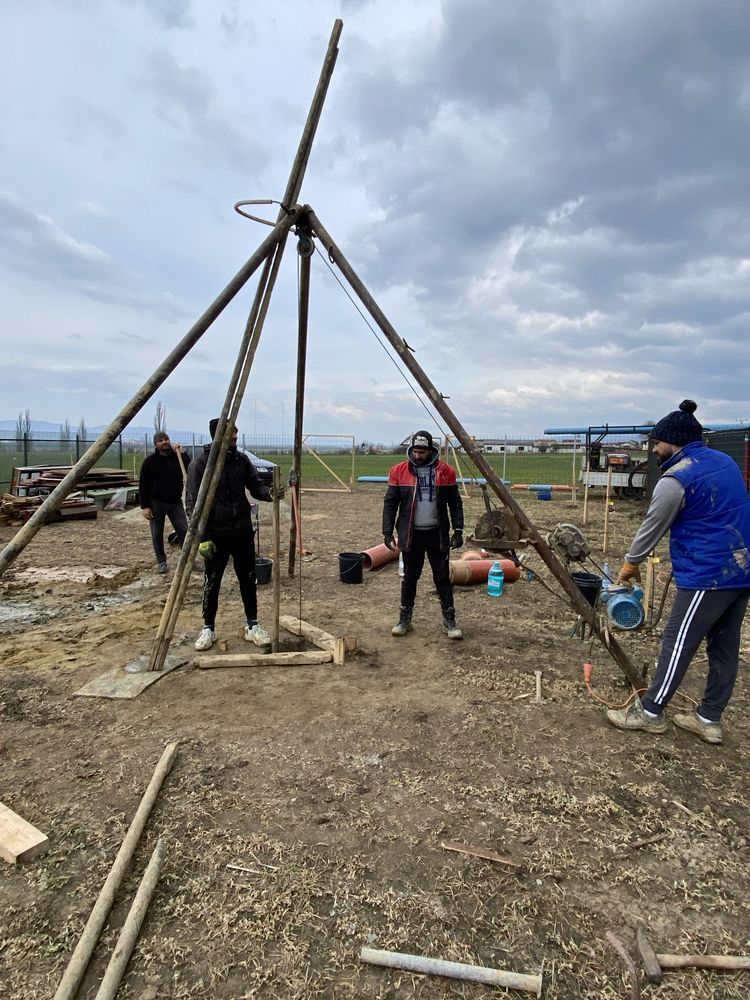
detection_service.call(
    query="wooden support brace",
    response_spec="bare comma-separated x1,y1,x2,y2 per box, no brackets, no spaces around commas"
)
0,802,49,864
195,650,333,669
279,614,357,665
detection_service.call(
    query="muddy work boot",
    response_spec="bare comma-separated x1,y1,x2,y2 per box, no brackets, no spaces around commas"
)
442,607,463,640
674,711,723,745
391,606,413,637
606,697,667,735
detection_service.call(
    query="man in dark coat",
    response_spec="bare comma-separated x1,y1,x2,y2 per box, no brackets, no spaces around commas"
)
186,418,283,651
607,400,750,745
139,431,188,573
382,430,464,639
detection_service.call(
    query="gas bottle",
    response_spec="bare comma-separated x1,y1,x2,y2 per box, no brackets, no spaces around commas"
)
487,560,505,597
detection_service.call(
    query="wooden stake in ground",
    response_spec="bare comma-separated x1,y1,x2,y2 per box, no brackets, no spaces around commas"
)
603,466,613,554
93,839,166,1000
53,742,178,1000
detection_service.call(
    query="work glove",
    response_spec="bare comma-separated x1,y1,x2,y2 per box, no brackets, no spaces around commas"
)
198,540,217,560
383,533,396,551
617,560,641,585
272,484,286,501
450,530,464,549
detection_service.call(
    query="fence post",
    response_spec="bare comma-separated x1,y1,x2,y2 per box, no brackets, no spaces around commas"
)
192,433,196,461
23,432,28,466
75,435,80,461
118,435,123,469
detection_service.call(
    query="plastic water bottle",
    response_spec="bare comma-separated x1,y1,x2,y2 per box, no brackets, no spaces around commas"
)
487,560,505,597
398,552,404,577
602,561,612,593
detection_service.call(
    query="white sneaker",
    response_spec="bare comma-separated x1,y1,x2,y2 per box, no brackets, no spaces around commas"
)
194,627,216,651
244,623,271,646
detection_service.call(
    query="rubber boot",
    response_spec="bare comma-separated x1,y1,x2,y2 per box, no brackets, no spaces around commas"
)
391,606,413,637
442,606,463,640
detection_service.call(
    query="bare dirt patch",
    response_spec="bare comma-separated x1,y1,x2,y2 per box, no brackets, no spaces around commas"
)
1,487,750,998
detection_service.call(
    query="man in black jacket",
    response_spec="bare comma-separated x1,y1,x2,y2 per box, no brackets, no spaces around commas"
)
186,418,284,652
139,431,188,573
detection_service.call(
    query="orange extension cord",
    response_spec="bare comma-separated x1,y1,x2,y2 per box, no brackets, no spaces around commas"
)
583,661,698,710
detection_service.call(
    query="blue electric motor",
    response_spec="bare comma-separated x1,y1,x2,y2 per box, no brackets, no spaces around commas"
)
602,584,645,630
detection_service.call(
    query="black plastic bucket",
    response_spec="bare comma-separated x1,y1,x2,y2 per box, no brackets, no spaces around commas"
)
571,570,602,606
255,556,273,585
339,551,364,584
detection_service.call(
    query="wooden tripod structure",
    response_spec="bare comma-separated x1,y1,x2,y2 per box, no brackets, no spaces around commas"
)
0,20,642,689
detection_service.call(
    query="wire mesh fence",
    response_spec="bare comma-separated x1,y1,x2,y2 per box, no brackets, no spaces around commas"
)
0,432,601,495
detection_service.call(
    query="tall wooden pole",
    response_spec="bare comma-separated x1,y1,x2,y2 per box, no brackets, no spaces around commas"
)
289,251,311,575
147,20,343,670
308,210,642,689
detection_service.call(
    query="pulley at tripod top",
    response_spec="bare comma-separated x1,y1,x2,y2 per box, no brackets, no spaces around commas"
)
547,522,590,563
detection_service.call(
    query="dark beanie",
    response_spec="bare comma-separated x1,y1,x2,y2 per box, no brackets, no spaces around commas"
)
650,399,703,447
208,418,220,439
411,430,434,450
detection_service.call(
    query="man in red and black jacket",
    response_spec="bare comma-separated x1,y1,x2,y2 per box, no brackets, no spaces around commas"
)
382,430,464,639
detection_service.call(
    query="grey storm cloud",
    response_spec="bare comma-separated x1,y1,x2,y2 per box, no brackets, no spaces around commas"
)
0,191,189,321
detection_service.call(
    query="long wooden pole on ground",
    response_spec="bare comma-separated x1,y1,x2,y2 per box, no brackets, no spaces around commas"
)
93,839,166,1000
0,219,295,580
308,211,642,689
289,251,311,575
147,20,343,671
53,742,178,1000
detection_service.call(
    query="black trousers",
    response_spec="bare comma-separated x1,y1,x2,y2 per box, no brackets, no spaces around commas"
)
400,527,454,611
642,588,750,722
149,500,188,564
202,531,257,630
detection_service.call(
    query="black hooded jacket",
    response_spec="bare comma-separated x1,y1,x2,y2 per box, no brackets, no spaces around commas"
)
186,445,271,536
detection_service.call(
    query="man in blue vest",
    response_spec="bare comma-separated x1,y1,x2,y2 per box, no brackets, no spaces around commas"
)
607,400,750,745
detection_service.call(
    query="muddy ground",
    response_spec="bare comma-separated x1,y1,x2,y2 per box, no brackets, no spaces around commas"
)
1,486,749,999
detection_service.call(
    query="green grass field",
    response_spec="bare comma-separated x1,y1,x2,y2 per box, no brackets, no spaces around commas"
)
0,441,587,492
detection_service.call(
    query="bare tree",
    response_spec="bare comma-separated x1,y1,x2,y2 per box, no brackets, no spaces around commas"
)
78,416,87,441
15,409,32,439
59,418,72,442
154,399,167,434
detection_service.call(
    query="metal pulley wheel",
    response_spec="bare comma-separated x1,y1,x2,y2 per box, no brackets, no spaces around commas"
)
547,523,590,563
297,233,314,257
473,508,521,549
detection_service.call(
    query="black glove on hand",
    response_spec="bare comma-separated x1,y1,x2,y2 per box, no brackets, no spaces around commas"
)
450,530,463,549
384,533,396,551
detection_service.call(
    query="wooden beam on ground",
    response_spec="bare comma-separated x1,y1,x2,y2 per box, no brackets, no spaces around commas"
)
0,803,49,864
195,650,333,669
279,614,357,665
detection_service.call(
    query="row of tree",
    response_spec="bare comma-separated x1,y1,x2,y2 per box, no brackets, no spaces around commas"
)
14,400,168,441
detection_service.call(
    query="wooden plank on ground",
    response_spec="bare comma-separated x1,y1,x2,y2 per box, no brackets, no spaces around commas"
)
0,802,49,864
195,650,333,669
279,615,357,665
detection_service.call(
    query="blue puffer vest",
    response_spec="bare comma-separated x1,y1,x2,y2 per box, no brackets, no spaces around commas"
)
661,441,750,590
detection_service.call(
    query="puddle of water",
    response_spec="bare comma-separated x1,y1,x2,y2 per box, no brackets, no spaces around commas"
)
0,600,55,628
10,566,128,585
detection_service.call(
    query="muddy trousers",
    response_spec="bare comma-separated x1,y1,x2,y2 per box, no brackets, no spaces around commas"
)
641,588,750,722
202,532,257,630
149,500,188,564
400,527,454,611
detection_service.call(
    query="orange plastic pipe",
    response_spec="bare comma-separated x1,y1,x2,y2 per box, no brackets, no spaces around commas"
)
361,542,400,570
449,558,520,585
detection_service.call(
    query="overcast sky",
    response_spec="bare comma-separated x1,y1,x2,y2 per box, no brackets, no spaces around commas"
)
3,0,750,443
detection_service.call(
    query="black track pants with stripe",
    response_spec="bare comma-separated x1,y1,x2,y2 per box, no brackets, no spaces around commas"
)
641,588,750,722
